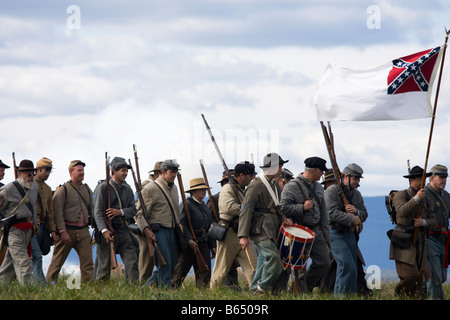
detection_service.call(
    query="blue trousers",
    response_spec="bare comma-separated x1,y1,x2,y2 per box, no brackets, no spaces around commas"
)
251,239,282,292
31,224,46,284
146,227,178,288
330,230,357,296
426,235,447,300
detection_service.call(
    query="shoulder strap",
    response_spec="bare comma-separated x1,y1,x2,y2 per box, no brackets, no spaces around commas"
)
108,180,123,209
12,181,34,214
154,180,178,226
67,182,90,211
259,174,279,205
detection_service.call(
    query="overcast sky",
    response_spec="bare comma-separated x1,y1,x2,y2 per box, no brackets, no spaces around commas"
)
1,0,450,197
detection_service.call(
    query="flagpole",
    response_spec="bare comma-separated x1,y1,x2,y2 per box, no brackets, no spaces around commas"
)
413,28,450,244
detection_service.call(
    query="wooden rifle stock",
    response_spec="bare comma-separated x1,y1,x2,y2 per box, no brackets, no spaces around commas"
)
128,156,166,267
177,172,209,272
104,152,118,270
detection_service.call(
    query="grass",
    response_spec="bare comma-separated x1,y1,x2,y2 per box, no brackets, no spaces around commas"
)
0,273,447,301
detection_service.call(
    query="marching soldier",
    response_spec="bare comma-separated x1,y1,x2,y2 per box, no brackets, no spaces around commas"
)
0,159,10,188
94,157,139,282
389,165,436,297
0,159,38,285
46,160,94,283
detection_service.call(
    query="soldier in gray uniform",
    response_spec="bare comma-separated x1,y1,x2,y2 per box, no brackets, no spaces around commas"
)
325,163,368,296
279,156,331,292
424,164,450,299
94,157,138,282
0,160,38,285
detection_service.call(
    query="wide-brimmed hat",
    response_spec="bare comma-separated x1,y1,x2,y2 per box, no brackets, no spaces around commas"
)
149,161,163,174
0,160,10,169
259,153,288,169
186,177,211,193
217,169,234,184
17,159,36,171
403,165,431,179
321,169,337,185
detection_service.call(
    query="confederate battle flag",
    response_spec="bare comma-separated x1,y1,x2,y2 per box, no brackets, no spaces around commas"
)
314,46,444,121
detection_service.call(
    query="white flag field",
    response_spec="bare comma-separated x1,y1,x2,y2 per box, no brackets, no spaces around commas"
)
313,46,444,121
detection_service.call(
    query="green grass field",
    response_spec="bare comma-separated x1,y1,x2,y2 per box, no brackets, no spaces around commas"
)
0,273,447,301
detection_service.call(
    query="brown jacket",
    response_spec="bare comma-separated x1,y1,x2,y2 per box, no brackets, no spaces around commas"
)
34,176,57,232
389,187,436,269
52,181,92,232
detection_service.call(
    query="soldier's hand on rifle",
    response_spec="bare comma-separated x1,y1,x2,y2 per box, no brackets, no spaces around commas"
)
144,227,156,242
106,208,122,219
414,218,425,227
345,204,357,215
103,230,114,243
352,215,361,226
304,199,313,211
416,188,426,200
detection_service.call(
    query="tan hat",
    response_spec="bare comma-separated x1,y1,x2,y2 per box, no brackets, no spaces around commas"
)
149,161,163,173
36,157,53,169
186,177,211,193
68,160,86,172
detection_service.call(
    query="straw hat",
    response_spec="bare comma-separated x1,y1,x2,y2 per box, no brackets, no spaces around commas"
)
186,177,211,193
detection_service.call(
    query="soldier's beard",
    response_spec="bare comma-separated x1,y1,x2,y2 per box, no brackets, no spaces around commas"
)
18,177,33,189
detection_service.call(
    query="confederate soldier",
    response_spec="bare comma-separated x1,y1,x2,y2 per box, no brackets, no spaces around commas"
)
238,153,291,294
0,159,10,188
210,162,257,290
424,164,449,299
279,156,331,292
276,167,294,191
207,169,240,290
138,160,162,283
135,159,181,288
321,169,336,190
389,165,436,297
46,160,94,283
325,163,368,296
31,157,57,284
94,157,138,282
172,177,216,288
0,159,38,285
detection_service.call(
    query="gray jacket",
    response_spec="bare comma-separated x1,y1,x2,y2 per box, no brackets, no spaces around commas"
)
325,183,368,231
280,175,330,242
0,180,38,223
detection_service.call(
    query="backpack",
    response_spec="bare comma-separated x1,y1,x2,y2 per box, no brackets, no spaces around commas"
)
385,189,410,224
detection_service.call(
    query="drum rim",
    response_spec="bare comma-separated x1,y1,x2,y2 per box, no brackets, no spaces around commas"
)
281,223,315,243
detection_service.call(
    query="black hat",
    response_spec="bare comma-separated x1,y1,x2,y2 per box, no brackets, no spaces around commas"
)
259,153,288,169
17,159,36,171
304,156,327,171
234,161,256,176
280,168,294,180
403,165,431,178
0,160,10,169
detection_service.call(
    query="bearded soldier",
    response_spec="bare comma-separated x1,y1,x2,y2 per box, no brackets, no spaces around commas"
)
0,160,38,285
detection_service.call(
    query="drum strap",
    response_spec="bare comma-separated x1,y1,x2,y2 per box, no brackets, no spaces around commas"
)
259,174,279,205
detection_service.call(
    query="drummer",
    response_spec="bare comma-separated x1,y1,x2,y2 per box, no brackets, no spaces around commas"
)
279,156,331,292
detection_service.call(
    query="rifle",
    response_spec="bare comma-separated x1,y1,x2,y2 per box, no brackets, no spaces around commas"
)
12,152,17,179
177,172,209,272
201,114,243,203
199,159,219,223
320,121,349,207
128,157,166,267
104,152,118,270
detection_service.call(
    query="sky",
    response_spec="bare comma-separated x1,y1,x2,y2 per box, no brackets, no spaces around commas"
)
1,0,450,200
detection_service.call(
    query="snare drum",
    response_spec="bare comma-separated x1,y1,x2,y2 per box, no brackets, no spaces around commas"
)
278,223,315,270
